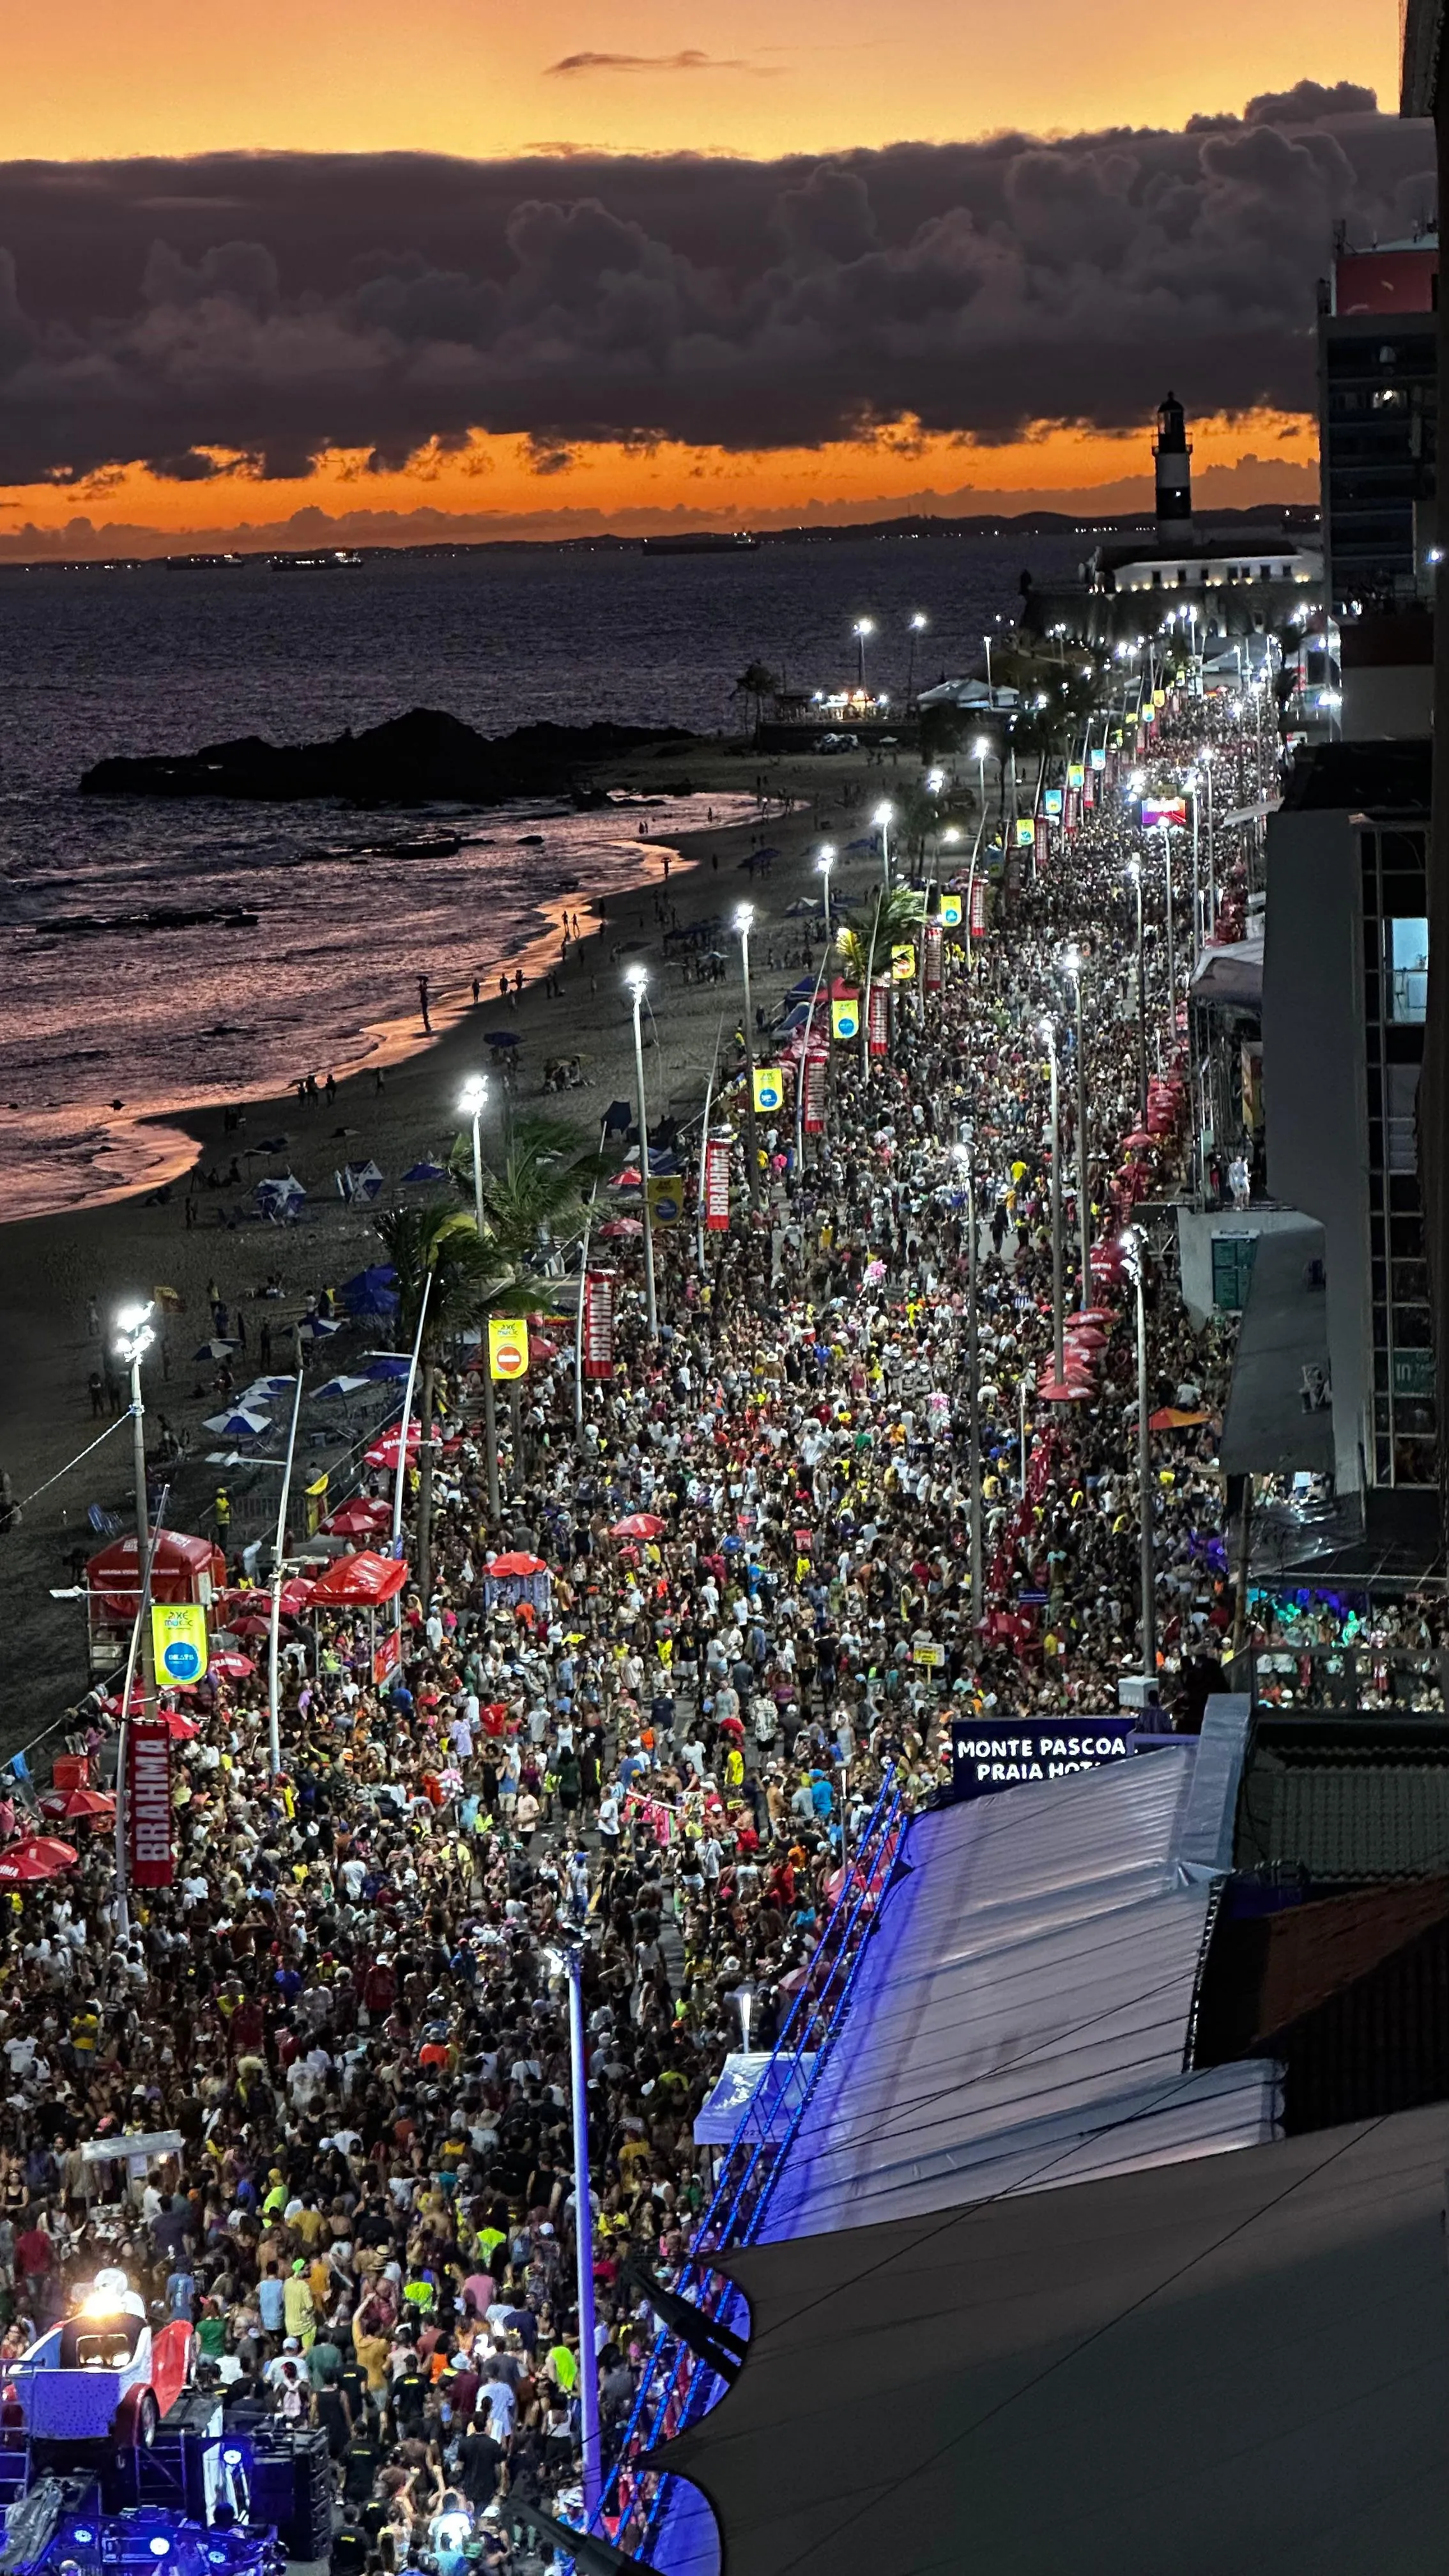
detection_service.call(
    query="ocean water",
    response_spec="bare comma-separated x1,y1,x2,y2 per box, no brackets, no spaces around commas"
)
0,531,1083,1222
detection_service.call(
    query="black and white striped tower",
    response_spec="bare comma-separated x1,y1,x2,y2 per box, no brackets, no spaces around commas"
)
1153,391,1193,546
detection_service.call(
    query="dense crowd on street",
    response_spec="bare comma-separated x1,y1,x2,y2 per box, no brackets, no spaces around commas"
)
0,694,1322,2570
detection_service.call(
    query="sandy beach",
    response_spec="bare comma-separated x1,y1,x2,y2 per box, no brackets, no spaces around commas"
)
0,738,912,1747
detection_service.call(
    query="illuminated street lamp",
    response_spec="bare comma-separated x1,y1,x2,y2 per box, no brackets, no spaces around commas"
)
624,967,657,1338
816,844,836,944
459,1073,500,1521
736,903,762,1211
906,609,928,703
1040,1020,1064,1387
1126,857,1147,1119
1121,1225,1156,1687
873,799,894,891
852,616,875,690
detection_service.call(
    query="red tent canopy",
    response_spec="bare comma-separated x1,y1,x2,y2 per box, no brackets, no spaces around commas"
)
487,1551,547,1578
323,1499,391,1537
309,1550,409,1607
86,1529,226,1620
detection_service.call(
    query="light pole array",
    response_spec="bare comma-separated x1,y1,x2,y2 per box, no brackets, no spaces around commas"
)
816,845,836,945
853,617,874,691
873,801,894,893
905,610,928,704
1127,857,1147,1121
625,967,658,1338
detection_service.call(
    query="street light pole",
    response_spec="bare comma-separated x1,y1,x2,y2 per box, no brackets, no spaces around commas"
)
1128,858,1147,1121
1041,1020,1064,1386
816,847,836,947
1203,749,1216,933
1064,949,1091,1310
958,1140,984,1629
115,1304,158,1721
906,610,926,704
1123,1226,1156,1688
266,1367,305,1777
983,634,994,709
736,904,762,1211
873,801,893,894
562,1942,602,2522
853,617,874,693
625,968,658,1338
1160,823,1177,1058
460,1075,500,1522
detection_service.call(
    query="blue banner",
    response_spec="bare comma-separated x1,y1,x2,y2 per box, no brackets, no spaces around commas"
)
950,1716,1137,1798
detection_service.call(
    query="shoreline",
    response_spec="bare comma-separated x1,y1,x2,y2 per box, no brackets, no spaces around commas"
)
0,741,889,1739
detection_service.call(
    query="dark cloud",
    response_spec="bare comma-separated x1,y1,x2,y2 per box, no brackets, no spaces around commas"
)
0,84,1433,484
545,50,774,74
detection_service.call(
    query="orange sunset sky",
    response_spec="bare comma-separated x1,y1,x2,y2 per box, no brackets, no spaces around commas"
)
1,0,1403,547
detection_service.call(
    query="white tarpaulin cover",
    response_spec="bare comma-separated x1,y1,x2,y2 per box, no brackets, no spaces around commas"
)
760,1747,1276,2241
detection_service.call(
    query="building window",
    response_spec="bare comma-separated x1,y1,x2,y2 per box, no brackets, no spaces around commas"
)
1386,916,1429,1022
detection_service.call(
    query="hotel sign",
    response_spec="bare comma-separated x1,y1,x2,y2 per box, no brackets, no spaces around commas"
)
950,1717,1137,1800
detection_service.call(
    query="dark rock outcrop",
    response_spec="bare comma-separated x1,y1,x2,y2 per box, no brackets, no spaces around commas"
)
80,706,696,804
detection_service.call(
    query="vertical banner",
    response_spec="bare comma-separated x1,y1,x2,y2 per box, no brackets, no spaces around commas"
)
868,983,889,1055
923,920,944,994
583,1271,615,1378
1082,769,1094,811
1034,818,1050,876
830,993,860,1041
126,1721,174,1889
372,1628,401,1687
969,878,988,938
802,1053,827,1133
939,894,963,930
150,1602,208,1688
752,1066,785,1116
704,1133,732,1231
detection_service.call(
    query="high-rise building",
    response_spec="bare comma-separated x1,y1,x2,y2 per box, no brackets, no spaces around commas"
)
1317,236,1438,617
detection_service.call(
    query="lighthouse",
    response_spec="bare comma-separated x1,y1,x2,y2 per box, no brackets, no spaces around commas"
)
1153,391,1193,546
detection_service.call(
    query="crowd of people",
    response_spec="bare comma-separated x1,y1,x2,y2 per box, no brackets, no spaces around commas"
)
0,690,1326,2572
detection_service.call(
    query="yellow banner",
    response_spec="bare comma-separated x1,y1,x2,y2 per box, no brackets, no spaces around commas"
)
890,943,916,984
752,1066,785,1114
647,1176,685,1225
831,997,860,1040
151,1602,208,1687
939,894,963,928
488,1317,530,1381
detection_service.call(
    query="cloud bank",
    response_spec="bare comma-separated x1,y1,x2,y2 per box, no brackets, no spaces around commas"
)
0,82,1432,487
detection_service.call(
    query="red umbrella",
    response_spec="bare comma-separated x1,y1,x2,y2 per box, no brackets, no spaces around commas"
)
599,1218,644,1239
277,1578,316,1613
1123,1128,1156,1151
1073,1307,1115,1325
1038,1379,1095,1403
158,1710,201,1738
366,1428,420,1471
612,1513,666,1540
488,1551,547,1578
324,1499,391,1536
0,1838,77,1883
40,1788,116,1821
210,1652,255,1680
227,1615,273,1640
1064,1324,1107,1352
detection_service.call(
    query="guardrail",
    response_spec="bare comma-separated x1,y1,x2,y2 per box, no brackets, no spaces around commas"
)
592,1766,908,2560
1222,1644,1449,1711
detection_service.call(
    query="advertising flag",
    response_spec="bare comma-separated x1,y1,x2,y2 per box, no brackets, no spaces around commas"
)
923,920,944,994
583,1271,615,1377
802,1054,827,1134
150,1602,208,1688
939,893,963,929
1043,787,1063,817
868,983,889,1055
704,1132,732,1230
487,1317,530,1381
752,1066,785,1115
647,1176,684,1226
126,1721,174,1889
889,942,916,984
830,994,860,1041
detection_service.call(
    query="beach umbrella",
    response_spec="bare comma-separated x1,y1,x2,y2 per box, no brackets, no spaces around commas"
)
194,1340,240,1361
1038,1379,1094,1404
244,1376,298,1401
277,1577,317,1613
599,1218,644,1240
203,1407,271,1438
310,1551,408,1607
40,1787,116,1821
483,1030,521,1047
364,1355,410,1381
210,1652,255,1680
403,1158,446,1183
365,1427,420,1470
298,1315,343,1340
314,1374,371,1401
324,1498,392,1535
158,1710,201,1738
487,1551,546,1577
0,1838,77,1883
226,1614,273,1640
1123,1128,1156,1151
612,1513,666,1540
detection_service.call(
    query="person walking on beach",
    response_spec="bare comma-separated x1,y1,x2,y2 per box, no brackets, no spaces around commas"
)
88,1370,105,1420
418,974,431,1033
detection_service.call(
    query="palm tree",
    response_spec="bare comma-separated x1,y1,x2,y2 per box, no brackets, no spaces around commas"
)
732,662,779,742
374,1202,502,1600
448,1113,607,1487
834,885,926,986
